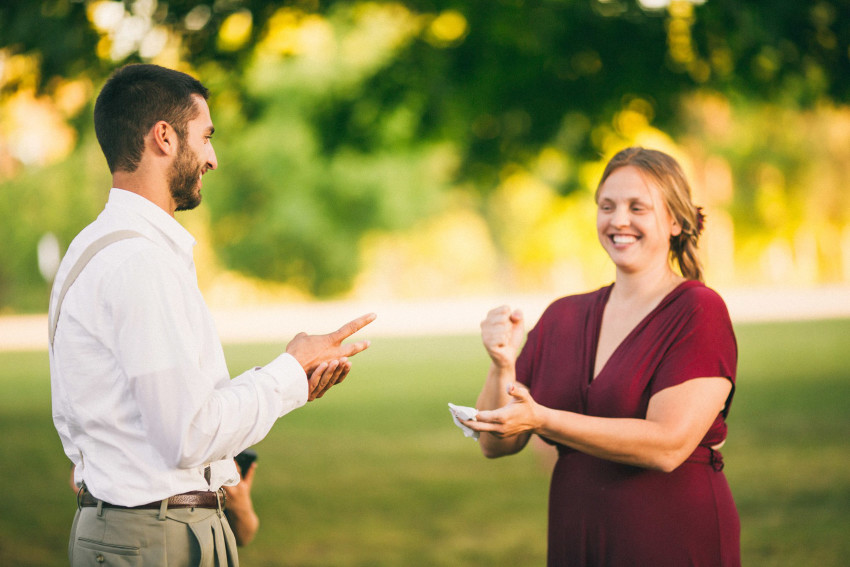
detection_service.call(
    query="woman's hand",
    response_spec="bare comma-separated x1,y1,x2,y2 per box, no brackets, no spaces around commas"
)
464,382,542,438
481,306,525,368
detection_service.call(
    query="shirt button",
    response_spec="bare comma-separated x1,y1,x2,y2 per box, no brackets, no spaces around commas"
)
96,554,105,563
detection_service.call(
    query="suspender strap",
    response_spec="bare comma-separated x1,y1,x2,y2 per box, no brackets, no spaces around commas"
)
48,230,145,347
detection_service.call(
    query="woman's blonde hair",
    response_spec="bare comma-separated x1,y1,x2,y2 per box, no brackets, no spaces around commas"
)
596,147,705,281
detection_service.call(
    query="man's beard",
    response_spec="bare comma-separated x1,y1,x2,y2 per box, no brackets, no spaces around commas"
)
169,142,204,212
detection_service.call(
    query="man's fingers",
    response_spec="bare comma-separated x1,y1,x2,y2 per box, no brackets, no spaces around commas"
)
335,363,351,386
329,313,376,343
315,372,340,400
329,359,351,386
315,360,342,399
311,358,352,400
307,362,329,400
337,339,372,358
308,362,329,385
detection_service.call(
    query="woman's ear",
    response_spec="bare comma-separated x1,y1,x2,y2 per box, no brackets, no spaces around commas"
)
670,217,683,237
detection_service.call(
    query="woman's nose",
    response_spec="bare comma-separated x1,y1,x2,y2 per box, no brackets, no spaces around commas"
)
611,206,630,227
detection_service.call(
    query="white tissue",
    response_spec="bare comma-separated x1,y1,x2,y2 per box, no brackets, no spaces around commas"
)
448,402,480,440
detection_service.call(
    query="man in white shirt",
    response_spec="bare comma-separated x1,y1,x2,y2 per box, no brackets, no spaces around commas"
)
49,63,375,566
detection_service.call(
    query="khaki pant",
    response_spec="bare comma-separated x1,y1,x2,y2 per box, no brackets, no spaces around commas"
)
69,499,239,566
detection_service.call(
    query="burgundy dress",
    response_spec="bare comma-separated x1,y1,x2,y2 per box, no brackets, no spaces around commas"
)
516,281,740,566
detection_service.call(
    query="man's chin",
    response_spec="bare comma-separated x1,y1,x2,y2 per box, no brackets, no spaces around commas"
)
175,192,202,212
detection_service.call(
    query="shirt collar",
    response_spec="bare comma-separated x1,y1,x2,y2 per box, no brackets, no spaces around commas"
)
106,188,197,258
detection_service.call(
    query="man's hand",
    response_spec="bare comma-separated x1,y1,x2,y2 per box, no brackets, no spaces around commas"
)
307,358,351,401
285,313,376,376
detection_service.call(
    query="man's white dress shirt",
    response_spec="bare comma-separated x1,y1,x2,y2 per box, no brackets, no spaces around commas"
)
49,189,308,506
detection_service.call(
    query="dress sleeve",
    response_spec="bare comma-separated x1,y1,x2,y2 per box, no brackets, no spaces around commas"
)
650,287,738,416
515,309,547,389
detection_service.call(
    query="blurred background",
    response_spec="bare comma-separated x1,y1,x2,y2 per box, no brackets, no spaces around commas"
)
2,0,850,318
2,2,850,566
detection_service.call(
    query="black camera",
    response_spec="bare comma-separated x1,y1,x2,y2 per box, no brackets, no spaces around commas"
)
234,449,257,477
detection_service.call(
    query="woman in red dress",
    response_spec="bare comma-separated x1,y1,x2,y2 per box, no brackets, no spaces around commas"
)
463,147,740,566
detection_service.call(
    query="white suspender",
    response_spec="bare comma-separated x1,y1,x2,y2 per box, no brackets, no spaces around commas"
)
48,230,145,347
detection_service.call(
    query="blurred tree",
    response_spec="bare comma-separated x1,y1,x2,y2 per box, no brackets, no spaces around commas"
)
322,0,850,192
4,1,849,184
2,0,850,307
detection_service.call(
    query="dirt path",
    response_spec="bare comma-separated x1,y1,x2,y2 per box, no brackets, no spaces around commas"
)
3,286,849,352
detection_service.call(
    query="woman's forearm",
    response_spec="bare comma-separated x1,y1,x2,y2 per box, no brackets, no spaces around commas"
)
475,362,515,410
533,378,731,472
475,363,530,458
535,408,685,471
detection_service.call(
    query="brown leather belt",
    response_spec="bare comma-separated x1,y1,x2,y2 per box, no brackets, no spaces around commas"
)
80,489,223,510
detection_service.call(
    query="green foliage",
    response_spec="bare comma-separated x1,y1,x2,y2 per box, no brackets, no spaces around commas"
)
3,1,850,305
202,51,452,295
348,1,676,192
7,1,849,169
2,320,850,566
0,129,109,310
0,1,102,93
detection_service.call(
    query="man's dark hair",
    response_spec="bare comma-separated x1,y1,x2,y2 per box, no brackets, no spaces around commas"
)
94,64,210,173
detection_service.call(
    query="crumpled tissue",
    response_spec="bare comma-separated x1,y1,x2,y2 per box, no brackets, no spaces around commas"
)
448,402,479,440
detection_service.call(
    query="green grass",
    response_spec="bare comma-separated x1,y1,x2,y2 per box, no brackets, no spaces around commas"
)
1,319,849,566
722,319,850,566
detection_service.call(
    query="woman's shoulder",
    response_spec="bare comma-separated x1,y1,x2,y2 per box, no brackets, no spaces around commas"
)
670,280,733,324
675,280,728,307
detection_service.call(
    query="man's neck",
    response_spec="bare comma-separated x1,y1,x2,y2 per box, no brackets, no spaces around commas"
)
112,170,176,217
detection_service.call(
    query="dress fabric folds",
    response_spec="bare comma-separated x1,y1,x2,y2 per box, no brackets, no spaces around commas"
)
516,281,741,567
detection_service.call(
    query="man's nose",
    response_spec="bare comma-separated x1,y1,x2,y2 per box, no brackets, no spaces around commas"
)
206,145,218,171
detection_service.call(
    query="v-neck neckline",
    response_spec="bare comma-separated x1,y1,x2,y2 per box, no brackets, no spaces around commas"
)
588,280,695,385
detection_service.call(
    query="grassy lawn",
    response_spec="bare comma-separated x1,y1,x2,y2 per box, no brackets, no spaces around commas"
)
1,318,848,566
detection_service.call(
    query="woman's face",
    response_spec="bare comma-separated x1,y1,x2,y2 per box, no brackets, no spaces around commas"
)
596,165,681,275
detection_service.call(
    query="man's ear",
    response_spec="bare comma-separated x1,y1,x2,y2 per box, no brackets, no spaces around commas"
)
150,120,177,156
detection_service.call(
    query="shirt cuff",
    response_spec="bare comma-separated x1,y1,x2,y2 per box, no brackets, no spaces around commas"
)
258,353,309,414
